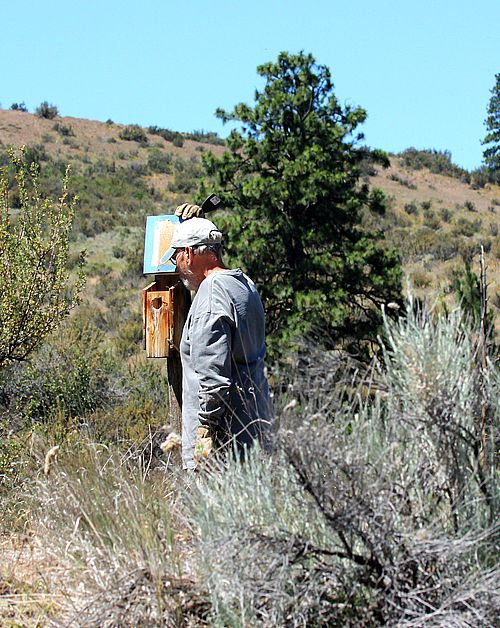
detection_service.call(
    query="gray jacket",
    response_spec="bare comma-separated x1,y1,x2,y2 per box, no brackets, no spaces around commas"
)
180,269,273,469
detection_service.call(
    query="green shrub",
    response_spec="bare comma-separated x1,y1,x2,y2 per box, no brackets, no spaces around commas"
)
22,143,49,166
457,238,476,262
423,208,440,229
389,172,417,189
0,148,85,368
70,169,156,236
35,101,59,119
167,157,203,193
147,148,172,173
399,147,470,181
53,122,75,137
440,207,452,222
0,323,116,428
453,217,481,237
470,166,490,189
433,232,460,260
188,129,225,145
148,125,183,144
119,124,148,144
404,201,418,215
115,320,143,358
10,102,28,112
41,133,55,143
410,226,439,256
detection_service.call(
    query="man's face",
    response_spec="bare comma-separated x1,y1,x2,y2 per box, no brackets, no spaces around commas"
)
174,248,198,290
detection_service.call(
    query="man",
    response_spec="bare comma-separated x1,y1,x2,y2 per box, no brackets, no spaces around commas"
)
170,207,274,469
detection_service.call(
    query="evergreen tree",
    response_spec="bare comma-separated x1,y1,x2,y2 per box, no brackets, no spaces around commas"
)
202,52,402,359
482,73,500,179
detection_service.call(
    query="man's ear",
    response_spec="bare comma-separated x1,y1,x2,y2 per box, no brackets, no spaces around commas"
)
185,246,194,265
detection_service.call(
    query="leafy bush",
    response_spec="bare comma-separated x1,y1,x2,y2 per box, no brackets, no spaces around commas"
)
35,101,59,119
21,143,49,167
10,102,28,112
0,322,117,429
119,124,148,144
0,148,85,368
423,208,440,229
70,169,156,236
440,207,452,222
52,122,75,137
404,201,418,215
148,125,184,145
146,148,172,173
470,166,491,189
399,148,470,181
188,129,225,145
409,226,439,257
389,172,417,189
453,217,481,237
433,232,460,260
167,156,203,193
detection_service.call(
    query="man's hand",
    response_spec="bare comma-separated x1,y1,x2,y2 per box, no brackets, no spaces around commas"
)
194,426,213,460
175,203,205,220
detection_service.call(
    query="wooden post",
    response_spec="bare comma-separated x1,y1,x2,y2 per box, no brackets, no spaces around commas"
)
143,274,191,436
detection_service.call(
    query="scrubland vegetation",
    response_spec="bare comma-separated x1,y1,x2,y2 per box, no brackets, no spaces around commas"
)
0,57,499,625
0,300,497,625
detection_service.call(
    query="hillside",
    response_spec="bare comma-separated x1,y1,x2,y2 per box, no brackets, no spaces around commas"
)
1,109,498,625
1,108,499,328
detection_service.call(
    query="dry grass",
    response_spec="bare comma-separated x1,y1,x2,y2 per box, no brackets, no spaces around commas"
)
0,109,224,167
367,160,500,331
0,534,65,626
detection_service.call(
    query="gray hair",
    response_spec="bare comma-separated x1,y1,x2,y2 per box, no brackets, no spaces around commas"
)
192,243,223,261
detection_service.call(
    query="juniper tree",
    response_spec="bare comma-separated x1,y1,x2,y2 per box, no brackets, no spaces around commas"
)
0,147,85,368
202,52,402,359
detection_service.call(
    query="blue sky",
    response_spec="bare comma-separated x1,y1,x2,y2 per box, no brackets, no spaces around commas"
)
1,0,498,170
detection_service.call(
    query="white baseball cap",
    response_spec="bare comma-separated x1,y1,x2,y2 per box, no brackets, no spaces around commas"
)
170,217,223,248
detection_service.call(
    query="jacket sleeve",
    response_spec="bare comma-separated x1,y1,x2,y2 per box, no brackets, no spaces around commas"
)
189,311,233,431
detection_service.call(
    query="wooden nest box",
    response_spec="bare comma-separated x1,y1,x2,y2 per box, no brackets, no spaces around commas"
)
142,215,189,358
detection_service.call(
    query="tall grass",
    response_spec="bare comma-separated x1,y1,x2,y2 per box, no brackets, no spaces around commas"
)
9,300,499,626
31,440,208,626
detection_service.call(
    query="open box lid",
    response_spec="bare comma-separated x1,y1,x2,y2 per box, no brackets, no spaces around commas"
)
143,214,180,275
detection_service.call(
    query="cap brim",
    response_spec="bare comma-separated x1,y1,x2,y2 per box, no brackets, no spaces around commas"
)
159,246,177,267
